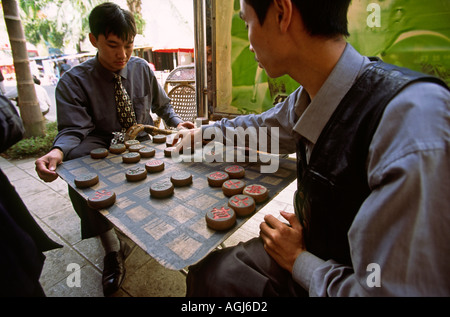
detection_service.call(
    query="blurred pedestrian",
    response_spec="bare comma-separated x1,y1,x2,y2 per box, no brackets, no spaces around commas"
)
59,59,71,77
33,76,51,115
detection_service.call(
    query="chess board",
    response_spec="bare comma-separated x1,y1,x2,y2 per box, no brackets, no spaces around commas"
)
56,140,297,270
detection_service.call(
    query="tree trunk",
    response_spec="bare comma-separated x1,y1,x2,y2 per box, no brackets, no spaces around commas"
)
127,0,144,34
2,0,45,138
126,0,142,15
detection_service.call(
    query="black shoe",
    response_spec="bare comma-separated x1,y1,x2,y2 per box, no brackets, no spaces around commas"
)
102,241,131,297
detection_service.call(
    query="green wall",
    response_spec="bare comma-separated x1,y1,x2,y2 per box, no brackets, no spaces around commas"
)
222,0,450,115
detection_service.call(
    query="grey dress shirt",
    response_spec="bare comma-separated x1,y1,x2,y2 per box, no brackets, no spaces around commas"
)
209,44,450,296
53,55,183,156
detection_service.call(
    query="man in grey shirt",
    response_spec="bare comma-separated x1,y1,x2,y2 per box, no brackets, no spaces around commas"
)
177,0,449,296
35,3,194,296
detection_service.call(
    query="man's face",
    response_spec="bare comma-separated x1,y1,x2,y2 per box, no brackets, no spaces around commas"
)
90,33,134,72
239,0,283,78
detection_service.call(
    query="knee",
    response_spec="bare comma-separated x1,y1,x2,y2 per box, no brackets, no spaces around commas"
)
186,239,267,297
186,248,239,297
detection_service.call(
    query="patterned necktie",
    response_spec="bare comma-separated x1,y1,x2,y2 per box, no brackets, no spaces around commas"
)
114,73,137,132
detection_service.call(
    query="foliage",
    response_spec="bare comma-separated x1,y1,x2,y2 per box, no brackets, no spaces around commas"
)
127,0,146,34
19,0,65,48
348,0,450,87
19,0,104,53
133,13,146,35
221,0,450,115
2,121,58,160
18,0,146,53
23,18,65,49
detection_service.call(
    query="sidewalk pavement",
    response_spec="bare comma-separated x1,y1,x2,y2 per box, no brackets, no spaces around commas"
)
0,155,296,297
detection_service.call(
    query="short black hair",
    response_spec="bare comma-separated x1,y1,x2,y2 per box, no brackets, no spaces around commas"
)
89,2,137,42
244,0,351,37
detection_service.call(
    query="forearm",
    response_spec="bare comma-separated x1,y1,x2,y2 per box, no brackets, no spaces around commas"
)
292,252,369,297
204,107,299,154
52,132,83,158
165,113,183,128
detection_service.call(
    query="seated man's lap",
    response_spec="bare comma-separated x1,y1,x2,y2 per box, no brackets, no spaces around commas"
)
64,134,114,238
186,237,307,297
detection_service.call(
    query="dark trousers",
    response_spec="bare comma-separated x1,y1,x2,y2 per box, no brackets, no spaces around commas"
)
186,237,307,297
1,170,61,296
65,135,114,239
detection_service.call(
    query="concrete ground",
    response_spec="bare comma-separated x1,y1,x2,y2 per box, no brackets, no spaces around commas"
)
0,155,296,297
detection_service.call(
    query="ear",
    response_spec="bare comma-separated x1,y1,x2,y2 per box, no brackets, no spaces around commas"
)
273,0,293,33
89,33,98,48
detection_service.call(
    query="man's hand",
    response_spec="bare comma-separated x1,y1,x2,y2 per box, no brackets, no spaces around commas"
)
35,148,64,183
172,127,202,149
260,211,306,273
172,122,196,147
177,121,195,130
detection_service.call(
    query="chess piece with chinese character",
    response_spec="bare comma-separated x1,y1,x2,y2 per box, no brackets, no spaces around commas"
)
128,144,146,152
74,173,99,189
228,194,256,216
124,139,140,148
109,144,127,154
243,184,269,203
90,148,109,159
205,206,236,231
122,152,141,164
125,166,147,182
153,135,167,144
207,171,229,187
224,165,245,179
150,180,174,198
145,159,165,173
170,171,193,187
222,179,246,197
164,147,177,157
88,190,116,209
139,147,156,158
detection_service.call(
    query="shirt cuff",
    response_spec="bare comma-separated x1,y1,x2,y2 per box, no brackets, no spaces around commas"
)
292,251,325,292
167,116,183,128
51,144,70,159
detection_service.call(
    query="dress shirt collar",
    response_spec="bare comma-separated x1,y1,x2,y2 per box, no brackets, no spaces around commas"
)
118,64,128,80
293,43,368,145
93,54,129,82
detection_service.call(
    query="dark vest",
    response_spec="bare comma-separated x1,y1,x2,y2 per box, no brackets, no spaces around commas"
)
295,59,448,266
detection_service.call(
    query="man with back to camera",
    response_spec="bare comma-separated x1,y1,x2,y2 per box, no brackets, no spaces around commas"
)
1,95,62,297
176,0,450,296
35,3,194,296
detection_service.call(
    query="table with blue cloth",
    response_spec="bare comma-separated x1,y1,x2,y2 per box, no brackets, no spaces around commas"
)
56,140,297,270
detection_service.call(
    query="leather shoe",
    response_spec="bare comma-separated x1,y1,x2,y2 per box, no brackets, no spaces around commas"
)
102,241,131,297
